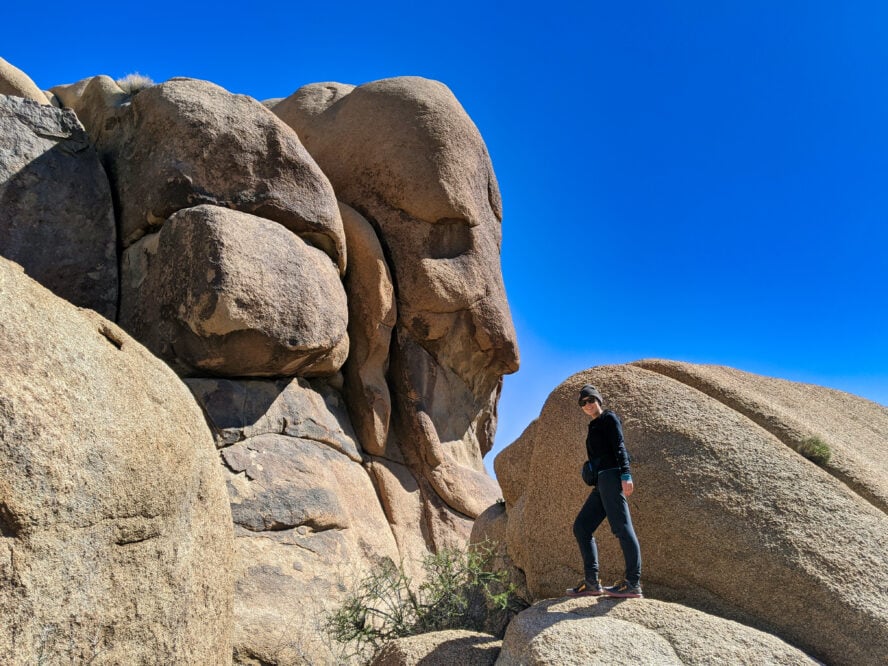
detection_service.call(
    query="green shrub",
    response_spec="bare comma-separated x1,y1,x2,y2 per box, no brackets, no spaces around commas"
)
797,436,831,466
115,73,155,95
325,542,525,661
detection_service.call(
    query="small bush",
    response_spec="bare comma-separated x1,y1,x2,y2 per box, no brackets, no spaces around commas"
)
797,436,831,466
116,73,155,95
325,542,525,661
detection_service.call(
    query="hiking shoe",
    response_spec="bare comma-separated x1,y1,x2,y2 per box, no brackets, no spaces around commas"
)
604,580,643,598
566,579,605,597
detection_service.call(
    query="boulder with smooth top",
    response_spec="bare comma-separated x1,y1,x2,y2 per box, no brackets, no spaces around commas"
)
495,360,888,665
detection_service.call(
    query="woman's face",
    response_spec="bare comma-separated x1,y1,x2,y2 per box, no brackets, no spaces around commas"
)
581,399,602,418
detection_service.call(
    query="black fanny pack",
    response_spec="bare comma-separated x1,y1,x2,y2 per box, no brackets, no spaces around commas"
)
581,457,601,486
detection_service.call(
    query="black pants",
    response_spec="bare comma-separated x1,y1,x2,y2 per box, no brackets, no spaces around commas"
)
572,468,642,586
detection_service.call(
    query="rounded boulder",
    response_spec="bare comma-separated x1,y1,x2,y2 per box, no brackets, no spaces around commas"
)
495,361,888,665
119,205,348,377
0,258,234,664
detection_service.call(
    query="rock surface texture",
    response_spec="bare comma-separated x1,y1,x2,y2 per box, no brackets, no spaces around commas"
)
0,57,48,103
497,597,818,666
120,205,348,377
0,94,117,318
9,63,520,664
276,76,519,541
51,71,520,664
370,630,501,666
2,58,884,666
0,258,234,665
495,361,888,666
187,377,400,665
96,77,345,269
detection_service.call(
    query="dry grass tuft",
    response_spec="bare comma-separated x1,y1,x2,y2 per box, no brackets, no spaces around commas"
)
116,73,155,95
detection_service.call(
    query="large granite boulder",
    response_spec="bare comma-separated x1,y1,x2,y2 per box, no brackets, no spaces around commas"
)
495,361,888,665
275,76,519,541
634,359,888,511
186,377,400,665
0,57,47,103
63,76,345,271
0,258,233,664
0,94,117,318
497,597,818,665
119,204,348,377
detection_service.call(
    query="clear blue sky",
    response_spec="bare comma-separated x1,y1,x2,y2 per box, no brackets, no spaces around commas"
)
6,1,886,477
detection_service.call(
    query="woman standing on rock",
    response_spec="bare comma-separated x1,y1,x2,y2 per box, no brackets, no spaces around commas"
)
567,384,643,598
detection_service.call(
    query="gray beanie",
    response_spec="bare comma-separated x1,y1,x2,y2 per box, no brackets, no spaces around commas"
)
578,384,603,406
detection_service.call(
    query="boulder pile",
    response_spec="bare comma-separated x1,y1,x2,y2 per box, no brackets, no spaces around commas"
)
4,57,885,666
1,60,518,664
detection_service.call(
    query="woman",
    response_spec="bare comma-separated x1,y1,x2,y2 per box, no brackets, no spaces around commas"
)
567,384,643,598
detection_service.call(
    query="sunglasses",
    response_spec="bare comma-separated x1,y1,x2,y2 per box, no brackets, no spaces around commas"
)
579,398,598,407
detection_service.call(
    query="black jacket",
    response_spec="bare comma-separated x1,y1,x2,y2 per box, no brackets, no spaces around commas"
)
585,410,631,477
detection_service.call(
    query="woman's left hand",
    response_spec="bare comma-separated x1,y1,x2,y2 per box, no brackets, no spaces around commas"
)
622,479,635,497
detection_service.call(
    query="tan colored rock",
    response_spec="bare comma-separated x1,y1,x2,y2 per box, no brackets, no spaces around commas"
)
495,419,537,507
367,458,430,581
50,75,128,148
634,359,888,511
273,81,355,132
186,376,400,665
498,597,818,666
97,77,345,270
119,204,348,377
186,376,362,460
370,630,500,666
276,77,518,529
340,201,396,456
495,361,888,665
0,94,117,318
0,57,47,103
0,258,233,665
469,503,531,637
470,502,530,605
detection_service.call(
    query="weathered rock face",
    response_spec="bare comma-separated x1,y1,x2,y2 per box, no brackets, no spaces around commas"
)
120,204,348,377
470,503,530,605
495,361,888,666
276,76,519,535
0,57,48,104
498,597,818,666
274,82,355,130
50,75,129,151
4,68,518,663
0,258,233,665
91,77,345,270
633,359,888,511
370,630,500,666
0,94,117,319
339,201,396,457
186,377,399,665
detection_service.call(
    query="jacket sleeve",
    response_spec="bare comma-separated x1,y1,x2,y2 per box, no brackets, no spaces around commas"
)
606,412,631,477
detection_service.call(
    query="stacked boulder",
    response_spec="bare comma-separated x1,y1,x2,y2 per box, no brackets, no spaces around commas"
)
273,77,520,533
2,60,519,664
